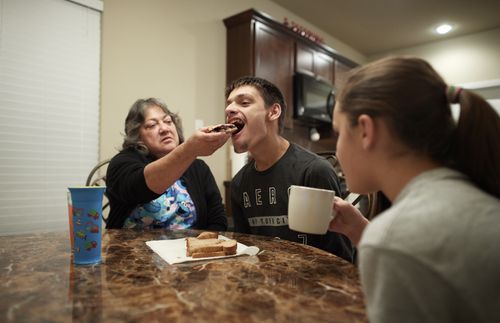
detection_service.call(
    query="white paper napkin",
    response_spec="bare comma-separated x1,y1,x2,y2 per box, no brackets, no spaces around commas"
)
146,235,257,265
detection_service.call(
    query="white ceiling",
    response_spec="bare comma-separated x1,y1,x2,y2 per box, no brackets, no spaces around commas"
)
268,0,500,56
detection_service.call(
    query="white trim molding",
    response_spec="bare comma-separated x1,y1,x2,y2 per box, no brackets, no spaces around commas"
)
460,79,500,90
67,0,103,11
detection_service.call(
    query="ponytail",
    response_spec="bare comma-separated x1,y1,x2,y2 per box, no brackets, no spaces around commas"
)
451,90,500,198
339,56,500,198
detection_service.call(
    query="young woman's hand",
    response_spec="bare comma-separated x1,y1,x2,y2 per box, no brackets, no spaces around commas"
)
329,196,370,246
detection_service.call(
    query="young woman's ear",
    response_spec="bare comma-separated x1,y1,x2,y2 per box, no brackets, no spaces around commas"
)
358,114,376,150
267,103,281,121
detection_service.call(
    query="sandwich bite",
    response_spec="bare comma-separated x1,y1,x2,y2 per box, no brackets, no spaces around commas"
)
206,123,238,134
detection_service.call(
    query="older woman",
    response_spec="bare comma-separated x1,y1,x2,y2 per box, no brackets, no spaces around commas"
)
106,98,231,230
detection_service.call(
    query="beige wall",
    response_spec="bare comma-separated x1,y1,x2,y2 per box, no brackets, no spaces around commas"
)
369,27,500,85
102,1,500,201
100,0,365,200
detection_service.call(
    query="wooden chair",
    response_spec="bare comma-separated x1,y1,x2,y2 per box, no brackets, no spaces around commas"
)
316,151,347,198
86,159,111,222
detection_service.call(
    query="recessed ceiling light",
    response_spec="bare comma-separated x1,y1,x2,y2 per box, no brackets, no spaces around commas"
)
436,24,453,35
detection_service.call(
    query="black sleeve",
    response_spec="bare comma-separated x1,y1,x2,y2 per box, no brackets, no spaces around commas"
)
183,160,227,231
305,158,355,263
319,232,355,263
106,150,161,228
304,157,342,196
106,150,159,205
198,161,228,231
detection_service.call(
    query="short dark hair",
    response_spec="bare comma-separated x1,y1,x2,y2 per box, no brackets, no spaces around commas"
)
121,98,184,155
225,76,286,133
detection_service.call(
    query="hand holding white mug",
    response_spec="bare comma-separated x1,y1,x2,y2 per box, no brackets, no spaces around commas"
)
328,196,370,246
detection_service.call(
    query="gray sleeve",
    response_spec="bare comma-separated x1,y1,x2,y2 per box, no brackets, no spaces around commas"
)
359,245,475,323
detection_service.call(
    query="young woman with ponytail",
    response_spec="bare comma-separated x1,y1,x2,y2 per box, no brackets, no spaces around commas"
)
328,56,500,322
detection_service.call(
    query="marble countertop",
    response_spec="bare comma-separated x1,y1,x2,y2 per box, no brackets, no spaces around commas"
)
0,229,367,322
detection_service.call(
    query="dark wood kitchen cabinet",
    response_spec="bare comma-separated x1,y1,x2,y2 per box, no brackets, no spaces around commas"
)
224,12,295,128
223,8,357,141
254,21,295,129
296,43,335,84
334,60,353,93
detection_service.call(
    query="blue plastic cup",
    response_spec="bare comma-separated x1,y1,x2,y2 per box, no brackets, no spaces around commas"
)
68,187,106,265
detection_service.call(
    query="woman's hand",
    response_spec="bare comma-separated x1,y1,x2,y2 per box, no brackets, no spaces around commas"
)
145,128,231,194
184,128,232,157
329,196,370,246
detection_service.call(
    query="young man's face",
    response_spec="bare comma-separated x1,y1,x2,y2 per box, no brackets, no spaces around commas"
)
225,85,271,153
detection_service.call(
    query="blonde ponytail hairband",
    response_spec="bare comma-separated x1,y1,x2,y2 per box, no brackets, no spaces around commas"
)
446,85,463,104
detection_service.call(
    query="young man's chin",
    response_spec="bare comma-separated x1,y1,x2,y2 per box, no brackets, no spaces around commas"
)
232,143,248,154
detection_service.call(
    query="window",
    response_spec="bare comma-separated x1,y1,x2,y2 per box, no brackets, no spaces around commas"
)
0,0,102,234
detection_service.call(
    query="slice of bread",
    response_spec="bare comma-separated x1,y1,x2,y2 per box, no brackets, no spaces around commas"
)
196,231,219,239
220,240,237,255
189,244,224,255
186,237,220,256
185,233,238,258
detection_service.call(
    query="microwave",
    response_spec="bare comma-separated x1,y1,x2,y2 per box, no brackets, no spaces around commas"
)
293,72,335,125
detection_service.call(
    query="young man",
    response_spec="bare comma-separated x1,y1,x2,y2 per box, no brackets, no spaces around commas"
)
225,76,354,262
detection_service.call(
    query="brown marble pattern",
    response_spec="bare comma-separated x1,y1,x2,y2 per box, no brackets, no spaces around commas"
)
0,229,367,322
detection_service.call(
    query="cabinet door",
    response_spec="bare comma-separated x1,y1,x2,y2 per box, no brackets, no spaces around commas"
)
296,43,334,85
295,43,315,76
334,60,351,92
225,20,253,85
314,52,334,85
254,21,295,128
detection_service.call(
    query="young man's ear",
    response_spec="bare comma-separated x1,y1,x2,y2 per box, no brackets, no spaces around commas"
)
357,114,376,150
267,103,281,121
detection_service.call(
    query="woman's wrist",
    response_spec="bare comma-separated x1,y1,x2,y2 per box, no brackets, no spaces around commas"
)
176,140,198,160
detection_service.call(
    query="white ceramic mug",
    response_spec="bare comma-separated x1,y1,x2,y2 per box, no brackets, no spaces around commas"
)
287,185,336,234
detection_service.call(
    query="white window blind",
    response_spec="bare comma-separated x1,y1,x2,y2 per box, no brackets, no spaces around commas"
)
0,0,101,235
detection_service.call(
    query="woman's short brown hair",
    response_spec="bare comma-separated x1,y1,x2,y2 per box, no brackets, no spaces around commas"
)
121,98,184,156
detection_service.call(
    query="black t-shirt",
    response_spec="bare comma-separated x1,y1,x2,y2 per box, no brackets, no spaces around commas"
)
231,143,354,262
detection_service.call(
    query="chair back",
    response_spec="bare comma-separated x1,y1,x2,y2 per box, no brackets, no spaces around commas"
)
86,159,110,222
316,151,347,198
